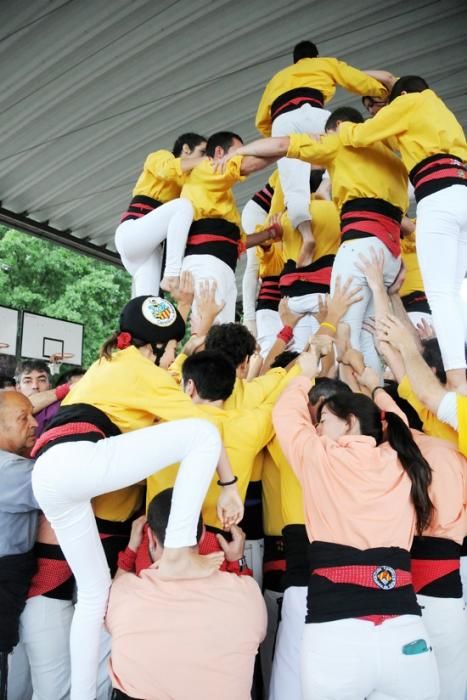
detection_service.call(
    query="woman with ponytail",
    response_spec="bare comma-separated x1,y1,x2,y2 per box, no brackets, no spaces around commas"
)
30,294,243,700
273,336,439,700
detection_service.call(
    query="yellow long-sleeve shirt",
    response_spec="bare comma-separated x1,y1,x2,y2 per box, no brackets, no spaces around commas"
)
146,370,297,529
256,242,286,277
273,198,340,263
287,133,409,214
338,89,467,173
132,150,183,203
180,155,245,226
168,353,301,409
397,375,458,445
267,436,305,527
256,57,388,137
262,447,285,536
400,230,425,298
63,346,205,521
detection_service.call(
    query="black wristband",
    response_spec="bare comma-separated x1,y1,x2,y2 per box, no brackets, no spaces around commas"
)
217,475,238,487
371,386,384,400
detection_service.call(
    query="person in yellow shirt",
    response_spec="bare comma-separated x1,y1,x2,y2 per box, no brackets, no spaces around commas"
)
30,295,243,700
338,76,467,391
115,133,207,296
399,217,432,328
160,131,279,323
256,39,391,268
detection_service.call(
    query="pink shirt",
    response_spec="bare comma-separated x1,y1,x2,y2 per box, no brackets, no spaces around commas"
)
106,567,267,700
273,377,417,551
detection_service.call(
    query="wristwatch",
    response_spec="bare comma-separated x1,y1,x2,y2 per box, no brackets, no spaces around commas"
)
237,556,248,572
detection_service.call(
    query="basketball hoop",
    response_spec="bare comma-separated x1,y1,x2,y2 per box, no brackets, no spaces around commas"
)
0,342,10,353
48,352,74,375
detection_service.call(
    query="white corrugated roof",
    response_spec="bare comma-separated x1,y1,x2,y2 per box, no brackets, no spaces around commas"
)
0,0,465,262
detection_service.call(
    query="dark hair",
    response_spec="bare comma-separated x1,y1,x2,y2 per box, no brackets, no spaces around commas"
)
271,350,299,369
310,168,324,193
147,488,203,546
325,106,364,132
0,374,16,389
182,350,236,401
172,132,206,157
308,377,351,405
318,392,433,534
421,338,446,385
293,40,318,63
205,131,243,158
389,76,429,103
55,367,86,386
15,359,51,380
205,323,256,368
382,381,423,431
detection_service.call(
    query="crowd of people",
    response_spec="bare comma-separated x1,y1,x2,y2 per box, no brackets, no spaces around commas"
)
0,38,466,700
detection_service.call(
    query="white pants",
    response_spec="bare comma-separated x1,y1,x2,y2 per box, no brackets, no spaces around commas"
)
115,198,194,296
331,237,401,378
408,311,432,329
256,309,282,358
417,595,467,700
182,254,237,323
261,589,283,697
31,419,221,700
272,104,330,228
242,200,266,324
287,294,321,352
416,184,467,371
301,615,439,700
244,538,265,589
462,556,467,604
8,596,73,700
269,585,306,700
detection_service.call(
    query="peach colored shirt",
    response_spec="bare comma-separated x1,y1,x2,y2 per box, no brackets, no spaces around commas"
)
273,377,417,551
106,567,267,700
412,432,467,544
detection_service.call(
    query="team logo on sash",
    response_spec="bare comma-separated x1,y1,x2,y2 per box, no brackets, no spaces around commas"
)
142,297,177,327
373,565,397,590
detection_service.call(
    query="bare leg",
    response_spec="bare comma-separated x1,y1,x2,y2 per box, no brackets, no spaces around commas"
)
297,219,315,268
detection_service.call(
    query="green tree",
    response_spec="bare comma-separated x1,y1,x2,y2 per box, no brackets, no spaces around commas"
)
0,226,131,367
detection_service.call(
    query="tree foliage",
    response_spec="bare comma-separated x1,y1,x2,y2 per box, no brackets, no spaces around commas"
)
0,226,131,367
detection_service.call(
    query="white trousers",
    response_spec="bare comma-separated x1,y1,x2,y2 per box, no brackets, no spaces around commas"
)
408,310,433,329
182,254,237,323
244,538,265,589
462,556,467,604
331,237,401,378
256,309,282,358
115,198,194,296
241,200,266,323
287,294,321,352
31,419,221,700
269,585,306,700
417,595,467,700
301,615,439,700
7,596,73,700
272,104,330,228
260,589,283,697
416,184,467,371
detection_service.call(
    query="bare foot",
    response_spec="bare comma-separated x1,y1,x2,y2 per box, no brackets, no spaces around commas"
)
297,240,315,268
160,276,179,292
157,547,224,579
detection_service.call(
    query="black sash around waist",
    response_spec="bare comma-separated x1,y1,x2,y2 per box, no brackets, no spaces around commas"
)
120,194,163,222
411,535,462,599
185,218,241,272
282,524,309,589
401,290,430,314
0,550,37,652
307,541,420,623
409,153,467,203
271,87,325,122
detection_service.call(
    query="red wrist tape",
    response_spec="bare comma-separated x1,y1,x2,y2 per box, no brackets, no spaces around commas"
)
277,325,293,344
55,383,70,401
117,547,137,573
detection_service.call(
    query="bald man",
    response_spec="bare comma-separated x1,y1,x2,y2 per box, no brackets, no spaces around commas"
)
0,392,39,698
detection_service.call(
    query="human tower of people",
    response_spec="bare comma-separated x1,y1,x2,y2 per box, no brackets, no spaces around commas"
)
0,39,466,700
